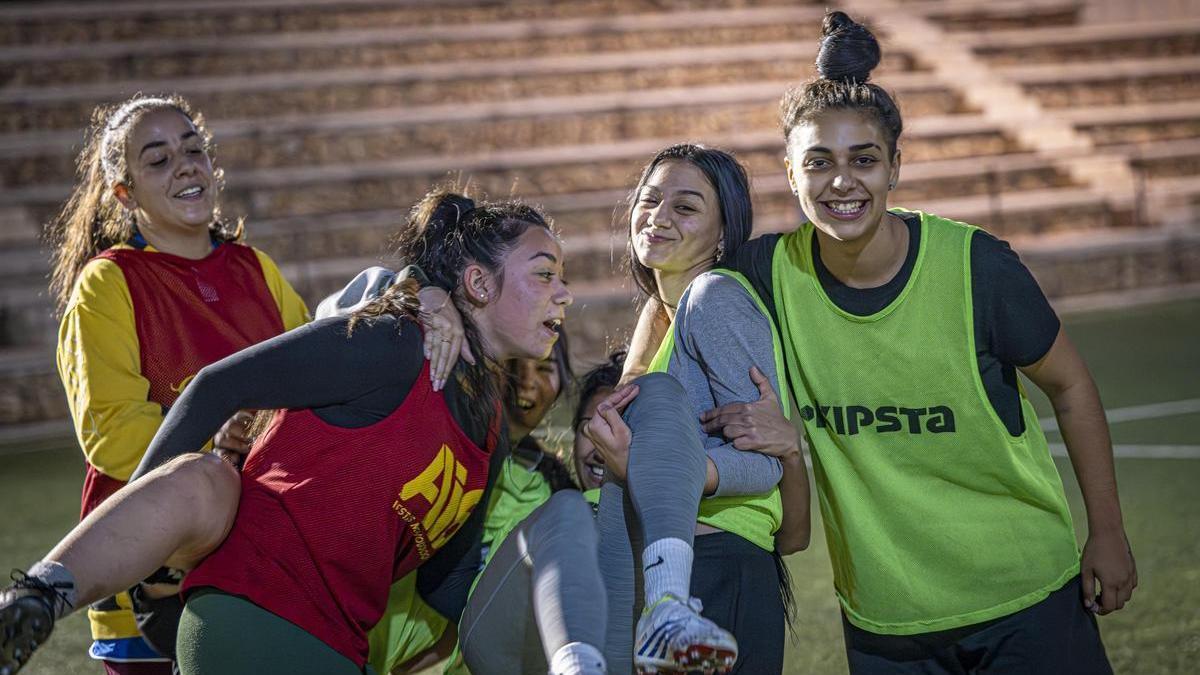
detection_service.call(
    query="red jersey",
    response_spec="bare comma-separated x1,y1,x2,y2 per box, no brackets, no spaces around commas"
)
81,243,285,516
183,361,494,667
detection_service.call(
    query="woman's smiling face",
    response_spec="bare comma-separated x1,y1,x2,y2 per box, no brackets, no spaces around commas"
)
630,160,723,275
572,386,612,490
121,107,216,234
786,108,900,243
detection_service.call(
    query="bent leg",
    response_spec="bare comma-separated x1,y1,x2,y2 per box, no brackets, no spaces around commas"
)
45,453,240,609
461,491,606,675
624,372,707,548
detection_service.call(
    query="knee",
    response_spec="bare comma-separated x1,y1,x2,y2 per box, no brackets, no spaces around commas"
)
163,454,241,536
533,491,597,548
545,491,595,531
627,372,687,418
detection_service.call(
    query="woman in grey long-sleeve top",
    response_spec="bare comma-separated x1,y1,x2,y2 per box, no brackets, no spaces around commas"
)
587,143,812,675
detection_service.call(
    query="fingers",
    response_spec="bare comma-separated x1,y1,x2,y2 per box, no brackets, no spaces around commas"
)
1115,579,1134,611
423,314,463,391
603,383,640,413
597,399,628,430
1099,579,1119,614
214,412,253,453
701,401,751,424
749,366,777,401
427,332,445,391
1080,566,1098,613
435,330,459,392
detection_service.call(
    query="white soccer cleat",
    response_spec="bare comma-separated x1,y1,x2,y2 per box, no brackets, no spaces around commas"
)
633,594,737,674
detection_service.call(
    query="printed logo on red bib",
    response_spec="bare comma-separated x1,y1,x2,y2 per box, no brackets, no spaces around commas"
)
394,444,484,560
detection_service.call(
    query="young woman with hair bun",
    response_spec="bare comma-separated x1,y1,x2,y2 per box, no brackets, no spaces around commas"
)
711,11,1135,672
42,94,310,673
0,191,592,675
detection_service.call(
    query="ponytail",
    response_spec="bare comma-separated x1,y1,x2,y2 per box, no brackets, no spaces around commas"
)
353,188,555,437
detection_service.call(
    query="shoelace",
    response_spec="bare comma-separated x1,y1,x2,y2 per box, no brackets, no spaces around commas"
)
8,570,74,618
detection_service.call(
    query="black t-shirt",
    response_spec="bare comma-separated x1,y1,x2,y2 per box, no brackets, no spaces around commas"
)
135,314,505,620
730,213,1060,436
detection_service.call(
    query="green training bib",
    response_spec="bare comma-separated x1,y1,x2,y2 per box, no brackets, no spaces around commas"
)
771,210,1079,634
647,269,786,552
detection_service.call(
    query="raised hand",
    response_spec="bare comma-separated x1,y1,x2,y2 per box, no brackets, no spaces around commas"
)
582,384,640,482
418,286,476,391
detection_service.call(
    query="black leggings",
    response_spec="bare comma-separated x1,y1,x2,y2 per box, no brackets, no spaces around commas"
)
691,531,786,674
842,575,1111,675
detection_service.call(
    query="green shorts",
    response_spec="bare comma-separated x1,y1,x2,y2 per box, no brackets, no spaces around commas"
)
177,588,376,675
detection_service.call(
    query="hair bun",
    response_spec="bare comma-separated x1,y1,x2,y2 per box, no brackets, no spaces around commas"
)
430,192,475,228
816,11,881,84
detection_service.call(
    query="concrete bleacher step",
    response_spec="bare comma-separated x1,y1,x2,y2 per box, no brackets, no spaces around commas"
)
0,73,966,187
1002,56,1200,109
967,18,1200,65
0,206,41,246
0,346,65,428
0,5,836,86
0,48,923,134
1,118,1026,222
0,0,816,47
920,0,1083,31
1121,138,1200,181
1068,101,1200,147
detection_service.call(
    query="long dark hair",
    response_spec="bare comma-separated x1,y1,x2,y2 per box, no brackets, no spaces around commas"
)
622,143,754,305
45,94,239,316
779,11,904,158
353,189,555,434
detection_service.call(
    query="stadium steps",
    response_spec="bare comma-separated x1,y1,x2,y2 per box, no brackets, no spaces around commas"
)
966,18,1200,65
1003,56,1200,109
0,346,66,428
0,0,817,46
2,0,1198,443
0,5,834,86
0,71,963,185
0,44,920,133
0,114,1023,215
921,0,1083,31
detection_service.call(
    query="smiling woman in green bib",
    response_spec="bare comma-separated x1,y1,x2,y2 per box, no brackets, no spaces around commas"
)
717,10,1136,674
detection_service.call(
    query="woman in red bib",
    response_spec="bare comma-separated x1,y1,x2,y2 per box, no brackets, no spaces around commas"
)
44,94,309,674
1,191,574,675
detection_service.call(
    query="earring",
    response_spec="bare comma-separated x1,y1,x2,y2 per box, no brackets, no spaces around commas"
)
714,239,725,261
888,181,896,191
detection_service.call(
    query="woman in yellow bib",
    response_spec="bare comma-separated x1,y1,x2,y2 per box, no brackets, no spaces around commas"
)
709,11,1136,673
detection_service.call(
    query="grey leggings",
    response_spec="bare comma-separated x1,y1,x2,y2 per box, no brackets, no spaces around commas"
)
459,373,706,675
460,490,605,674
597,372,708,673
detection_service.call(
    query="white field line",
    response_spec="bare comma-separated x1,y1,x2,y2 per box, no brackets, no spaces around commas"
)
1039,397,1200,432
